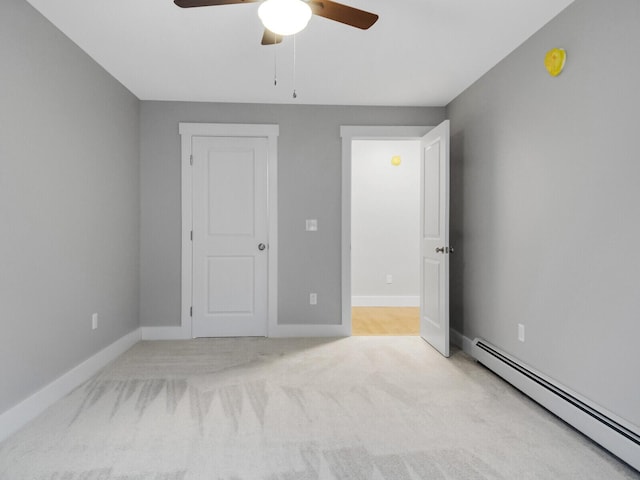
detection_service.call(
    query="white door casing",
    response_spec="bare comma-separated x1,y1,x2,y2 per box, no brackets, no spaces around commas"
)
419,120,450,357
179,123,278,339
192,136,268,337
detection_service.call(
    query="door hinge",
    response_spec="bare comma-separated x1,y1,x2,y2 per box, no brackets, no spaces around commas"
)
190,230,193,241
190,306,193,317
189,154,193,166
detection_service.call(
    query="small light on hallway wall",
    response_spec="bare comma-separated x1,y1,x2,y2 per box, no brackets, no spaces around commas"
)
391,155,402,166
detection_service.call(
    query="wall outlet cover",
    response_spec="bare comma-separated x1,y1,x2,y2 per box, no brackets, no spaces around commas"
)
518,323,525,342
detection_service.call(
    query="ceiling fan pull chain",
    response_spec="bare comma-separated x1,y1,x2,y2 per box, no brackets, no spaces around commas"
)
275,30,281,85
273,32,278,86
292,34,298,99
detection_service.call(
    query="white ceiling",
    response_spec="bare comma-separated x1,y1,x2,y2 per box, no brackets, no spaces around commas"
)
25,0,574,106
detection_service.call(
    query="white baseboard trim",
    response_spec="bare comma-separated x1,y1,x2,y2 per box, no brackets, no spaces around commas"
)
140,324,349,339
450,329,475,356
352,296,420,307
141,326,191,340
450,329,462,348
268,323,350,338
0,328,141,443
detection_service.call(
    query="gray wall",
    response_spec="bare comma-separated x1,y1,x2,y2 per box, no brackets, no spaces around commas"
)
140,102,445,326
0,0,140,413
447,0,640,427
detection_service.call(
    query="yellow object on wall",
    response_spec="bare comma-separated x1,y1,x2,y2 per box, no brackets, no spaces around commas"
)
391,155,402,166
544,48,566,77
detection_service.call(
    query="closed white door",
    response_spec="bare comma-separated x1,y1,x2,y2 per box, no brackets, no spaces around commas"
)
420,120,450,357
191,136,268,337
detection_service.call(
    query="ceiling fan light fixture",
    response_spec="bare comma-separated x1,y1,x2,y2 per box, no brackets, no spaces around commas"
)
258,0,312,36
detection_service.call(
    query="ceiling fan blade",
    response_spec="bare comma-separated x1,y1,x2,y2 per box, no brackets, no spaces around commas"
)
308,0,378,29
261,29,283,45
174,0,258,8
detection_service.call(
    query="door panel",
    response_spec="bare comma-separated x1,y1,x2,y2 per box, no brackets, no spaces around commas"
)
420,120,450,357
206,256,255,314
423,142,441,238
422,258,440,327
207,151,255,236
192,136,268,337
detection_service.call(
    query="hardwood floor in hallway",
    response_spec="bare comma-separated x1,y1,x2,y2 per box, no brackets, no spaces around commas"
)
351,307,419,336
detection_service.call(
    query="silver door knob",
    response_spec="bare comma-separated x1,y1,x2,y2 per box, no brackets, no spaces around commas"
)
435,247,445,253
258,243,266,251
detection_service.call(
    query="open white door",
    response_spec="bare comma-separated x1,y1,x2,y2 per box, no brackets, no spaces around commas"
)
420,120,450,357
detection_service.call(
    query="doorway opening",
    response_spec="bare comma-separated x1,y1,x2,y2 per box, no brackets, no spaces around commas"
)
341,122,451,355
350,139,421,336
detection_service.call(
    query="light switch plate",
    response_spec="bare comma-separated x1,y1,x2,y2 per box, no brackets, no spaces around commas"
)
306,219,318,231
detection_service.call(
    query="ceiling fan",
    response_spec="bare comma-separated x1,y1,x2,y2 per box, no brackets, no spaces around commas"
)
174,0,379,45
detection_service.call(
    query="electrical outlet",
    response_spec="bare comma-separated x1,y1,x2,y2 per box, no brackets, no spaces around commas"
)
309,293,317,305
92,313,99,330
518,323,525,342
386,274,393,284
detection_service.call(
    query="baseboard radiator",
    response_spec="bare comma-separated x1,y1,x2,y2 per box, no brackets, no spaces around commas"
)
472,338,640,472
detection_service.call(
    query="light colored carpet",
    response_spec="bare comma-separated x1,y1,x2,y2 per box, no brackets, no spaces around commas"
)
0,337,638,479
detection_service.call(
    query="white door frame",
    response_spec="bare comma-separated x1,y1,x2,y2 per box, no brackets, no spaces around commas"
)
180,123,279,338
341,126,433,333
